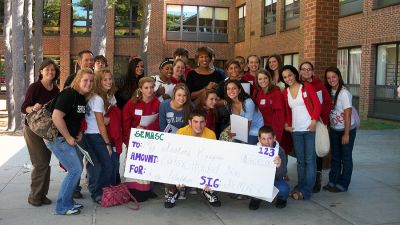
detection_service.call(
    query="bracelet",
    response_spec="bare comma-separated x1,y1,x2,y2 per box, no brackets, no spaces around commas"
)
105,143,112,146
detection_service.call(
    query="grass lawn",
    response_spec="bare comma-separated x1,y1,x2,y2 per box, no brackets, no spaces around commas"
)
360,118,400,129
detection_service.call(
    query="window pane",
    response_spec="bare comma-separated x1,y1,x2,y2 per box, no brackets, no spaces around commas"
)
285,0,300,19
293,54,299,68
199,7,213,33
283,55,292,65
377,0,400,8
215,8,228,34
166,5,181,31
182,6,197,32
72,0,92,35
337,49,349,83
349,48,361,84
115,0,141,37
376,44,397,85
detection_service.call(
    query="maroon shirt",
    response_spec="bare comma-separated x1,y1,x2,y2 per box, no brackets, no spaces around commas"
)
21,81,59,114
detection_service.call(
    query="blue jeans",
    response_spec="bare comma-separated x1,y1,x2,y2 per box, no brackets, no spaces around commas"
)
45,137,83,214
275,178,289,200
328,128,357,191
292,131,316,199
84,134,118,201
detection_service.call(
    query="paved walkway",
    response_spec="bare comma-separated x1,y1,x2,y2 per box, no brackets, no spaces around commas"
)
0,129,399,225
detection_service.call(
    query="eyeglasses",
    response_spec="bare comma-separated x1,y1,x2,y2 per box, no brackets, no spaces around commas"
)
301,68,313,71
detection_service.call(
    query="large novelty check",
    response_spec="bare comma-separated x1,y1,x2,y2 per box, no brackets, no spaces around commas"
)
124,128,278,200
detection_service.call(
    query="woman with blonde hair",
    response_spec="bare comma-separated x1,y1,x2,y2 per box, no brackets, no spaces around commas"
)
122,76,160,201
45,68,94,215
84,68,118,203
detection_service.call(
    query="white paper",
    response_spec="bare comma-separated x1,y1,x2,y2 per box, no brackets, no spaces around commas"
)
76,144,94,166
316,90,323,104
124,128,278,201
230,114,248,143
241,83,251,95
164,123,179,134
139,113,158,127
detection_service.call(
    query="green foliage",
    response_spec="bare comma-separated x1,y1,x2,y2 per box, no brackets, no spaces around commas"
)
360,118,400,130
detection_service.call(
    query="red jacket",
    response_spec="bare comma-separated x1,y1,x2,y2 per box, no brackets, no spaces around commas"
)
122,96,160,146
243,71,255,84
283,82,321,127
309,77,332,125
105,105,123,155
252,87,285,142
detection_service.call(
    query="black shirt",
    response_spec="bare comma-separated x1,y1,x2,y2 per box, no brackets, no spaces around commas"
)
54,88,86,137
186,70,225,94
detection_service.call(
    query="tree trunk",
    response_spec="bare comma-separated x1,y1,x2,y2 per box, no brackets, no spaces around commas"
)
24,0,34,86
34,0,43,80
12,0,26,131
4,0,15,131
90,0,107,56
139,0,151,75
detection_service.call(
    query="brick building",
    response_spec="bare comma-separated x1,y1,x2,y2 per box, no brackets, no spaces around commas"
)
0,0,399,120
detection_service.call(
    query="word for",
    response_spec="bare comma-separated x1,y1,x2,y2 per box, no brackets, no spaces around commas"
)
129,164,145,175
130,152,158,164
134,130,164,140
200,176,220,188
258,147,276,157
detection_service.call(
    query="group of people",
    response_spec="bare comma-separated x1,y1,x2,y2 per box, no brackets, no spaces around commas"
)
22,46,357,215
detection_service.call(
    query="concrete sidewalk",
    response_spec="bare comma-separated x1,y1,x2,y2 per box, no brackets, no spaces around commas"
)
0,129,399,225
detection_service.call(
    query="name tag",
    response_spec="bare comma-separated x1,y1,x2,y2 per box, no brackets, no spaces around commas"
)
166,112,174,118
303,92,308,98
260,99,266,105
135,109,143,115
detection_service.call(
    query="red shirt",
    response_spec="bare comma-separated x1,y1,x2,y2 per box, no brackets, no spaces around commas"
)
205,109,216,132
252,87,285,142
170,76,184,84
283,82,321,127
243,71,255,85
183,66,193,79
309,77,332,125
122,96,160,145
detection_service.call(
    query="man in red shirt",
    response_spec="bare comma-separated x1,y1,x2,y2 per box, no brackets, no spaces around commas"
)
299,61,333,193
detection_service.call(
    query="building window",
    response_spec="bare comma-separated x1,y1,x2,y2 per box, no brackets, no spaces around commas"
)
376,0,400,8
113,56,130,87
43,0,61,35
263,0,277,35
339,0,363,17
337,47,361,97
376,43,400,89
237,5,246,42
166,5,228,42
284,0,300,30
282,53,299,67
115,0,141,37
72,0,93,35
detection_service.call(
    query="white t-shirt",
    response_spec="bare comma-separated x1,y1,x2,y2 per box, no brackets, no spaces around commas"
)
152,75,175,102
330,87,355,130
85,94,116,134
288,85,311,132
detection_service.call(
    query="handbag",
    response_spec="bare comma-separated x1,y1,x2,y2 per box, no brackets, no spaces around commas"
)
315,120,330,157
26,98,58,141
101,183,140,210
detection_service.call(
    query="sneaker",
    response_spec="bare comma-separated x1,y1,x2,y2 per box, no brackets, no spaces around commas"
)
28,198,42,207
73,191,83,199
235,194,247,200
178,187,187,200
202,190,221,207
73,203,84,210
275,199,287,208
164,190,180,208
189,187,197,195
248,198,261,210
64,208,80,215
322,184,335,192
